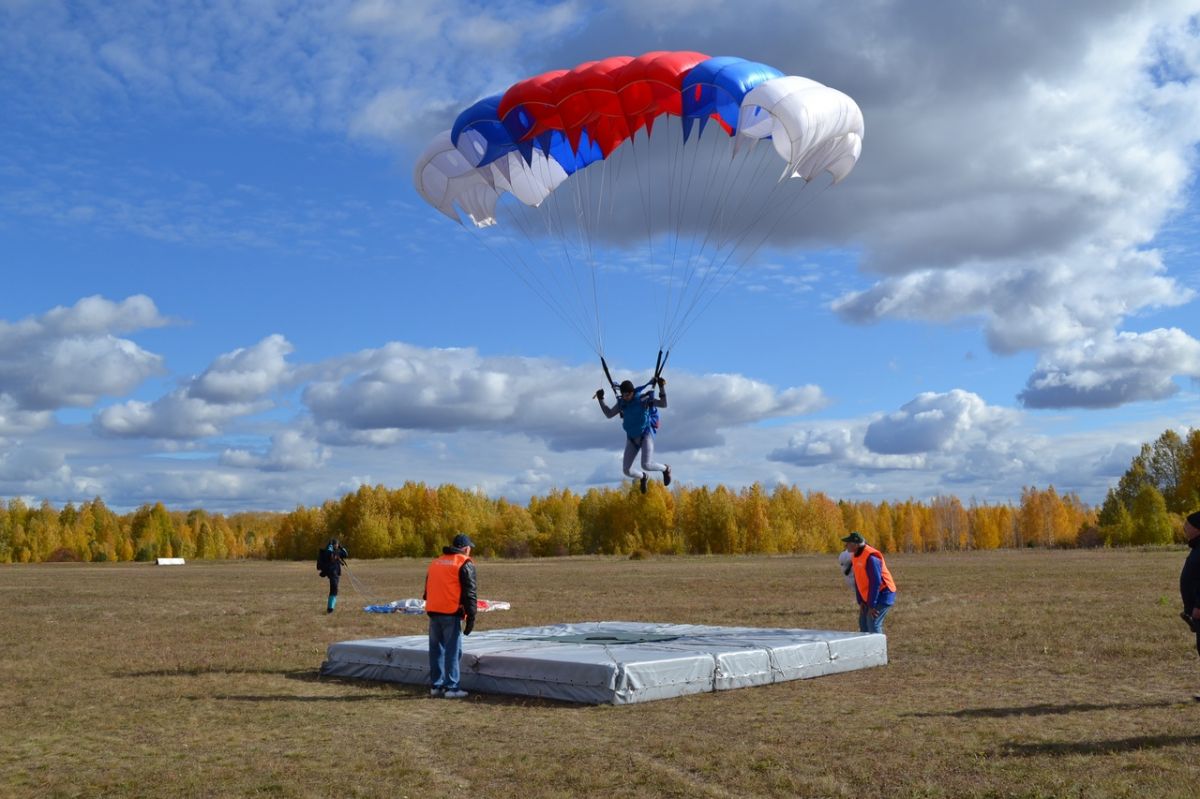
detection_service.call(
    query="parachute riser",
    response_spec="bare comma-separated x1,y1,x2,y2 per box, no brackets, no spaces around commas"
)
600,349,668,401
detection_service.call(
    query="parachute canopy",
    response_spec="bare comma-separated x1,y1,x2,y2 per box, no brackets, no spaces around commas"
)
414,52,863,357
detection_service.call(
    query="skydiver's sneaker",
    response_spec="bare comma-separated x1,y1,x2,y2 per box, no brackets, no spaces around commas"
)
444,689,468,699
430,688,444,698
639,474,648,494
663,465,672,487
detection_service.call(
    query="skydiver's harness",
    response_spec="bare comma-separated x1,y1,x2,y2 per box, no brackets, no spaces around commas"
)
602,351,668,447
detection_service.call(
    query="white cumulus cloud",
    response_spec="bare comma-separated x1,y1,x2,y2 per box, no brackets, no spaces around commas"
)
94,335,294,440
221,430,331,472
1018,328,1200,409
190,334,295,404
864,389,1018,455
304,343,826,451
0,295,168,411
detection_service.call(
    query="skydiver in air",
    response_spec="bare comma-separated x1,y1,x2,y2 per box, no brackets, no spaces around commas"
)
595,377,671,494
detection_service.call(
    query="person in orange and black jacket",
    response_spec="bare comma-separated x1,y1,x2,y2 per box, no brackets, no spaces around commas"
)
1180,512,1200,677
841,531,897,635
423,533,478,699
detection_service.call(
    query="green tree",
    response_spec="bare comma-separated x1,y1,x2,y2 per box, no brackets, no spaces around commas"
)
129,503,176,561
1114,447,1154,512
1178,428,1200,512
1107,501,1134,546
1148,429,1188,512
0,501,11,563
1130,484,1173,545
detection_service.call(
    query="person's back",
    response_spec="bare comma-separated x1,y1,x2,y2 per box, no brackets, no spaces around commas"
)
425,533,478,698
317,544,344,577
618,393,651,440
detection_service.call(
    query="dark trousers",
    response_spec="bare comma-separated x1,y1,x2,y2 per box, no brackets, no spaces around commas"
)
326,574,339,597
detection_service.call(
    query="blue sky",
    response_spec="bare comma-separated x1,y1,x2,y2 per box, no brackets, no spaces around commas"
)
2,0,1199,512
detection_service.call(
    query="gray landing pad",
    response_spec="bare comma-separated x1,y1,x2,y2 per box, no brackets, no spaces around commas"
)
320,621,887,704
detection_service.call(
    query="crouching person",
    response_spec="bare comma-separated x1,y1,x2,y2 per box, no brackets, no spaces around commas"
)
841,531,897,635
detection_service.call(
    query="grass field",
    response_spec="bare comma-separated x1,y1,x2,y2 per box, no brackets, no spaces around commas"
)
2,549,1199,798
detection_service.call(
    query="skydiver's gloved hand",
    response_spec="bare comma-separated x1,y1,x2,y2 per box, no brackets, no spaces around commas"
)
463,617,475,636
657,377,666,388
594,389,604,400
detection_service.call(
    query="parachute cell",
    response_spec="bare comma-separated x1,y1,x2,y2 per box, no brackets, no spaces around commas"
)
413,131,499,226
737,76,865,181
681,57,784,138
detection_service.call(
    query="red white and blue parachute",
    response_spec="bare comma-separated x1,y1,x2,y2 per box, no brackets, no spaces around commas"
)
415,52,863,358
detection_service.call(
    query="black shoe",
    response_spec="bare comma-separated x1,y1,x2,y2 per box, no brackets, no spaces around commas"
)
640,474,648,494
1181,612,1198,633
663,465,672,487
327,607,334,614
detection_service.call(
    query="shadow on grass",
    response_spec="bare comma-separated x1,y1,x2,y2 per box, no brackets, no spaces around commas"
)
316,675,593,708
206,692,411,703
1002,733,1200,757
904,699,1182,719
122,667,588,706
208,691,587,707
116,667,321,680
206,679,585,707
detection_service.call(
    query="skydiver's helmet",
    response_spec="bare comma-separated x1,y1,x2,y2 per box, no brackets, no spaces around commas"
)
328,538,339,549
619,380,635,396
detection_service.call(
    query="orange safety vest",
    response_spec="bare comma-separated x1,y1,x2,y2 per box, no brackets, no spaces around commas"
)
851,544,896,603
425,552,471,614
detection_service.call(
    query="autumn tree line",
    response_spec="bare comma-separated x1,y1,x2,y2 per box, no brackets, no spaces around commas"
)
2,428,1198,565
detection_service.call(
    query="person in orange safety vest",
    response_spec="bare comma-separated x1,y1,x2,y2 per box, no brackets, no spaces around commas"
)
841,531,897,635
424,533,478,698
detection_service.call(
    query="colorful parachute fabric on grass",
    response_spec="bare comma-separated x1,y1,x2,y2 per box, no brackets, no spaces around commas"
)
363,598,513,614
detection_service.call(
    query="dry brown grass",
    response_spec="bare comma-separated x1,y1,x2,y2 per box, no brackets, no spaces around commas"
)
2,549,1199,798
